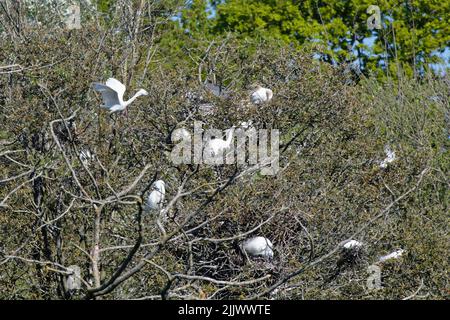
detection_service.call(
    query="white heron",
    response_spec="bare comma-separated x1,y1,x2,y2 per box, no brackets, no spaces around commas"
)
250,85,273,105
241,236,274,259
379,145,396,168
92,78,148,115
171,128,191,142
146,180,166,212
204,126,236,159
378,249,404,263
342,239,363,250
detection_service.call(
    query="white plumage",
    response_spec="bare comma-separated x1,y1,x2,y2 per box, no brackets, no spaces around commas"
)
79,149,94,164
250,86,273,104
171,128,191,142
342,239,363,250
146,180,165,211
241,236,274,259
378,249,404,263
379,145,396,168
92,78,148,113
204,126,235,158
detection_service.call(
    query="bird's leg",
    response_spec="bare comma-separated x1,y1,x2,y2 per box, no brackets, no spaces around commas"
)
124,107,129,118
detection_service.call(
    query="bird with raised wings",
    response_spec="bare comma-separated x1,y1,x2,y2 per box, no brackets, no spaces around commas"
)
92,78,148,115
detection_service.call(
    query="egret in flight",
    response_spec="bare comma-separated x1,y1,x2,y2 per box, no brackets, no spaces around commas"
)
241,236,274,259
250,85,273,105
92,78,148,115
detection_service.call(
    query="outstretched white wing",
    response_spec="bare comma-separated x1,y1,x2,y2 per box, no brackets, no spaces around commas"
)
92,83,122,110
105,78,126,102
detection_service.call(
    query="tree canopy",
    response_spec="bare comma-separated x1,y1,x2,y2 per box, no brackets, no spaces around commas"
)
179,0,450,77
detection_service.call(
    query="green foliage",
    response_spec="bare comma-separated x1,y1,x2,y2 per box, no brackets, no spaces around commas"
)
182,0,212,36
0,1,448,300
178,0,449,77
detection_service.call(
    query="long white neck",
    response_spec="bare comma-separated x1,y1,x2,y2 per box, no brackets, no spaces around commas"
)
124,90,145,107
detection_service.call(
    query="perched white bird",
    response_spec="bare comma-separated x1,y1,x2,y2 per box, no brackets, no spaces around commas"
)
146,180,165,211
379,145,396,168
378,249,404,263
92,78,148,114
204,126,236,158
171,128,191,142
250,85,273,104
241,237,274,259
342,240,363,250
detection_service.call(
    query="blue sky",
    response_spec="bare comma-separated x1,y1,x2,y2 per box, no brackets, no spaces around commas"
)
175,2,449,74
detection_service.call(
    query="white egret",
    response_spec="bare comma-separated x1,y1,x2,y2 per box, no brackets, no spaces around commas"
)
204,126,236,158
171,128,191,142
241,236,274,259
342,240,363,250
92,78,148,115
250,85,273,105
379,145,396,168
146,180,166,212
378,249,404,263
